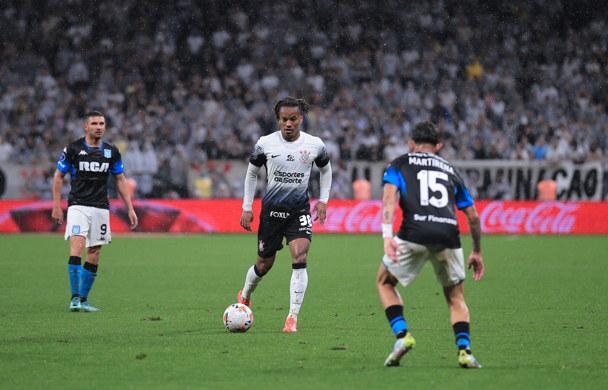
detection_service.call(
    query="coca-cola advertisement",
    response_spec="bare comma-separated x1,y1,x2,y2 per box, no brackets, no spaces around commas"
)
0,199,605,234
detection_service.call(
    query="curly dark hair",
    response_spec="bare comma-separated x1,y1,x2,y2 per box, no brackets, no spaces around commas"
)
272,97,310,121
412,121,441,145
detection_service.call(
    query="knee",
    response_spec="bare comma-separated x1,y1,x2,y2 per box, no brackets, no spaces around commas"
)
293,251,307,264
87,246,101,258
72,240,84,251
255,259,272,275
445,294,467,311
376,269,395,289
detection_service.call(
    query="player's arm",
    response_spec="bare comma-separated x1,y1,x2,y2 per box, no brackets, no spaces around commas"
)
313,161,332,226
312,142,332,226
462,205,484,281
51,169,66,224
52,146,72,224
241,163,261,232
381,183,402,262
114,173,138,229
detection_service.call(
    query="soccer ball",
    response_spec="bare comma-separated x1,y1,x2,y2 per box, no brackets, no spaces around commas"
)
223,303,253,332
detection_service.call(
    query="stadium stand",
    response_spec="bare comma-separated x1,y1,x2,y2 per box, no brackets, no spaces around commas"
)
0,0,607,199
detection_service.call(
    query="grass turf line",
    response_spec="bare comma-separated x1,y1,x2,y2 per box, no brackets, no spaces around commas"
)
0,234,607,389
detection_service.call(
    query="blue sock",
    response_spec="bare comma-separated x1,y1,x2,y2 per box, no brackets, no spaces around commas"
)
385,305,408,339
79,262,98,300
68,256,82,298
453,322,471,351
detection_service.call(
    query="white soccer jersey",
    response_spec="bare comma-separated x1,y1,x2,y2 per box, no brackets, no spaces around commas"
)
249,131,330,214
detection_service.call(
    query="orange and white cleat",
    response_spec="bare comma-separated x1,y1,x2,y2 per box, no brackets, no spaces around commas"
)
237,290,251,308
283,317,298,333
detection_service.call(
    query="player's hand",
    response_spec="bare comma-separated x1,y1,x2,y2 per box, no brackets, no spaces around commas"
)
51,206,64,225
467,251,484,281
128,209,138,230
384,237,403,264
240,211,254,231
312,201,327,226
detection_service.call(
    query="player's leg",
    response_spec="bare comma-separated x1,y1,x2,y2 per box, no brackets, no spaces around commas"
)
282,237,310,332
239,217,283,306
78,208,111,312
79,245,101,312
68,236,86,311
432,247,481,368
64,206,90,312
239,254,276,307
377,264,416,366
443,283,480,368
378,239,428,366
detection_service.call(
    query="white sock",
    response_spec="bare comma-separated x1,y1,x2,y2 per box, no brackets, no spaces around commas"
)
242,265,263,301
288,266,308,321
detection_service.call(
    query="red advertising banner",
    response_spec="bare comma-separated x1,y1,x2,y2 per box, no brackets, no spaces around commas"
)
0,199,606,234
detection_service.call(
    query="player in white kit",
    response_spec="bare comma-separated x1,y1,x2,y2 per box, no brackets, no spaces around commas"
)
238,97,332,332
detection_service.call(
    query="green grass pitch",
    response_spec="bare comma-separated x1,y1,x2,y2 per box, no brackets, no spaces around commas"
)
0,233,607,389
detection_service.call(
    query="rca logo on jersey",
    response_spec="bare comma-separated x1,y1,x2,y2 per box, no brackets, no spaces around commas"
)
79,161,110,172
299,150,311,163
270,211,290,218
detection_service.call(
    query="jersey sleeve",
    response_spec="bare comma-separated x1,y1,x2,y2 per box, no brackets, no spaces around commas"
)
110,147,124,174
314,139,330,168
454,169,474,209
382,163,406,195
57,146,72,173
249,139,267,167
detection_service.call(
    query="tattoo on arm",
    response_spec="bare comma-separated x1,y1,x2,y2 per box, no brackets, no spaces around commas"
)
469,216,481,252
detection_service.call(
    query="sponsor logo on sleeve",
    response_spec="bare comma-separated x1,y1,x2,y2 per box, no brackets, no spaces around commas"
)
60,153,66,161
251,145,263,160
319,147,328,160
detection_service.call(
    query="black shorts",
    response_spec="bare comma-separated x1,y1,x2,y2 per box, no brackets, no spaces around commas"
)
257,209,312,258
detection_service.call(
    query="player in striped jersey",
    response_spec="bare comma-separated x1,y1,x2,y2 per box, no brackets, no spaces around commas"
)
237,97,332,333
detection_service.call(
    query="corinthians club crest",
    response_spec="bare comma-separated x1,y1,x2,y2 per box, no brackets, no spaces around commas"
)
299,150,311,164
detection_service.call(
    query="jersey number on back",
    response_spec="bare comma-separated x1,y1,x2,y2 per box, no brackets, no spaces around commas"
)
417,170,448,208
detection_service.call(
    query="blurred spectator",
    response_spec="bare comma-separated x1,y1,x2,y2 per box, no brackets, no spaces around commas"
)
471,137,486,160
383,136,410,162
353,178,371,201
537,179,557,201
0,135,13,163
457,143,474,160
487,170,513,200
169,146,190,198
533,137,549,160
567,139,586,164
545,137,567,165
586,140,603,162
510,144,530,161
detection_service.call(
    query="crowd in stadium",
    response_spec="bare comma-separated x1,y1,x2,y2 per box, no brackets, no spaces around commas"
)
0,0,607,199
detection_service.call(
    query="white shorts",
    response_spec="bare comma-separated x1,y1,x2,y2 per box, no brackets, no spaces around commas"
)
64,205,112,247
382,236,465,287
